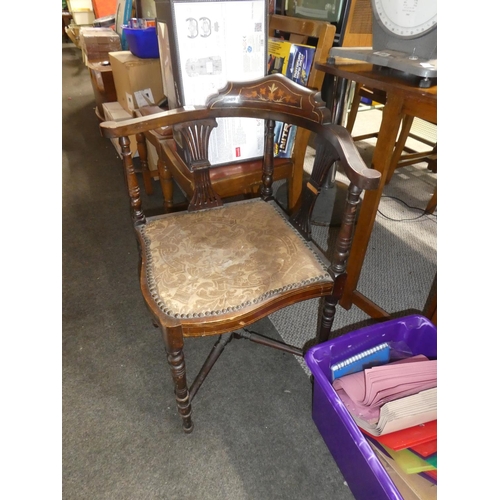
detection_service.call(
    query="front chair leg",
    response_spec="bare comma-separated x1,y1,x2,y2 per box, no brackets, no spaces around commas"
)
317,294,338,345
136,131,154,195
163,329,193,433
157,148,174,210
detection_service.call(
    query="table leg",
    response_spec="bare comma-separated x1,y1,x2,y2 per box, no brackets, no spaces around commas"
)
340,91,405,310
311,75,350,225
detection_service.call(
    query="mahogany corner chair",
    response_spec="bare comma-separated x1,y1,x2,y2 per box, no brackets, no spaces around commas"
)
100,74,380,433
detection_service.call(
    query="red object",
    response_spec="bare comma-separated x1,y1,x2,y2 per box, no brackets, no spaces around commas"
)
361,420,437,452
92,0,117,18
424,470,437,480
410,439,437,458
235,147,241,157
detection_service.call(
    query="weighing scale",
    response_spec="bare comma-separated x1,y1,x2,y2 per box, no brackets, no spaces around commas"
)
328,0,437,87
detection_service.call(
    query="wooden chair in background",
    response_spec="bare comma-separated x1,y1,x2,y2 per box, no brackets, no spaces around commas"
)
135,14,336,213
100,74,380,433
345,82,437,213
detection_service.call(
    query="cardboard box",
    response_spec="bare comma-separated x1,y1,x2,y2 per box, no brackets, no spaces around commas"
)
87,61,117,121
102,102,138,157
65,23,92,48
267,38,315,158
108,51,165,114
155,0,268,166
102,102,159,173
72,11,96,25
80,27,122,63
68,0,96,24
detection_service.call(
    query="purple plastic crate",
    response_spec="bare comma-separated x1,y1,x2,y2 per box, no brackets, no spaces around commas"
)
305,314,437,500
123,27,159,59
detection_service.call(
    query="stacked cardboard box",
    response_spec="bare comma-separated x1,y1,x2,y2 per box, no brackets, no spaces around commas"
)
108,51,164,114
104,51,165,173
267,38,316,158
102,102,139,156
80,27,122,63
102,101,159,173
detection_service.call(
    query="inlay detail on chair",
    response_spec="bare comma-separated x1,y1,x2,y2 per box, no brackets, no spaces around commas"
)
208,79,330,124
100,73,380,433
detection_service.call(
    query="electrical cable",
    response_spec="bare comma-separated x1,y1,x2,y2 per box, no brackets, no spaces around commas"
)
376,195,437,223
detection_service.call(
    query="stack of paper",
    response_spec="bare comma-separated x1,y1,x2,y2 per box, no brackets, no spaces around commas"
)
332,355,437,436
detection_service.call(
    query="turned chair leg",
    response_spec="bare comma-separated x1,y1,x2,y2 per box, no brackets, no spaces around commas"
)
136,131,155,195
162,328,193,433
316,294,338,345
157,147,174,210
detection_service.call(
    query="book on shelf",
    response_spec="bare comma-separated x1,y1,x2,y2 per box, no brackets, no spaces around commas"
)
267,37,316,158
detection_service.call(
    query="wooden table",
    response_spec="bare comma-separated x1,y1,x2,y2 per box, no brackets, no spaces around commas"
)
315,62,437,319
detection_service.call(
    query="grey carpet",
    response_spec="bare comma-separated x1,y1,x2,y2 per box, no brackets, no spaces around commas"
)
62,42,436,499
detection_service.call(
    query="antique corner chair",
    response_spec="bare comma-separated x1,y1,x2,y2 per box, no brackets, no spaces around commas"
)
100,73,380,433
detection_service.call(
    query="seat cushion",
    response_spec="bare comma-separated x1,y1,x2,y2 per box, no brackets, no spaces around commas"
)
140,199,333,319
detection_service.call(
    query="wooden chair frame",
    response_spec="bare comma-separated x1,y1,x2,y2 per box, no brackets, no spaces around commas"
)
100,74,380,433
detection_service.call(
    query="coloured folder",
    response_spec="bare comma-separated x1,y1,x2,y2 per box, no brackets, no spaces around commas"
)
369,442,438,499
361,420,437,451
410,439,437,458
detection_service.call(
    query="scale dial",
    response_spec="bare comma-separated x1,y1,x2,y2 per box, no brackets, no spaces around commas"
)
372,0,437,39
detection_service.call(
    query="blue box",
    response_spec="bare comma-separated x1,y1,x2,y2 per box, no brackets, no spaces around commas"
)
285,44,315,87
273,121,297,158
305,315,437,500
123,27,159,59
268,38,316,158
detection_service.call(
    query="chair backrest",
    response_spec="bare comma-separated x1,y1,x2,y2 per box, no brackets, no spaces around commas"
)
132,15,336,214
268,15,336,186
341,0,373,48
269,14,336,94
100,73,379,240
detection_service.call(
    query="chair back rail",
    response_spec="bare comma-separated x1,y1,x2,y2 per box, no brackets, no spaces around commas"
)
101,74,378,226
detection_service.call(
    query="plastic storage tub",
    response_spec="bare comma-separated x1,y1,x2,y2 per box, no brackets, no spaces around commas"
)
304,315,437,500
123,27,159,58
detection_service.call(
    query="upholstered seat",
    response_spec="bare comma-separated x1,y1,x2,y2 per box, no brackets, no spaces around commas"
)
141,199,332,320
